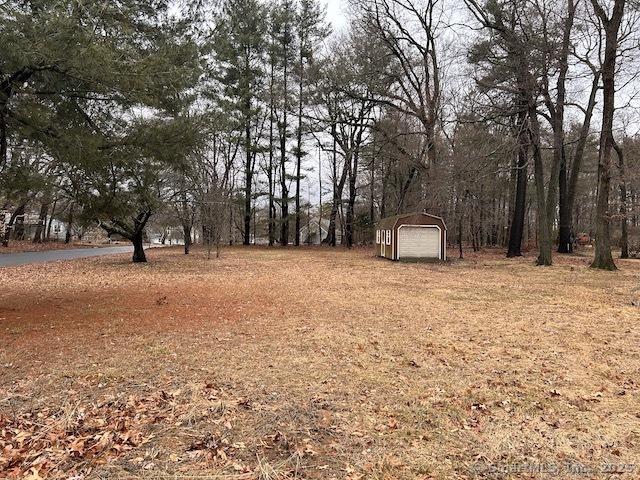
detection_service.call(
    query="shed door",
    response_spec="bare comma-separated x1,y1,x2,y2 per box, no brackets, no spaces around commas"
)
398,226,440,259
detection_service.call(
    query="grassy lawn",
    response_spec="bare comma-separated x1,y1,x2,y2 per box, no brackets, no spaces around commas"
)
1,247,639,479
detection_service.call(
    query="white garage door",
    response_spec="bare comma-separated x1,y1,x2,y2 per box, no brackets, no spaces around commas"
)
398,226,440,259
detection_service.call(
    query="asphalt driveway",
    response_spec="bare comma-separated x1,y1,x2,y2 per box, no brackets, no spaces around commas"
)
0,246,134,267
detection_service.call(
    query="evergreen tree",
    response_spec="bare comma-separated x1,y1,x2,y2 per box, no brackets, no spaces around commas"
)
293,0,329,245
272,0,296,246
1,0,202,261
212,0,267,245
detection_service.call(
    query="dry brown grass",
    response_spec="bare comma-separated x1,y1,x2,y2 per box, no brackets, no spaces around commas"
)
1,246,639,479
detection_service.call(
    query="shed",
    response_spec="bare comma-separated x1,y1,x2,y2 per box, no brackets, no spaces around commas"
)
375,212,447,261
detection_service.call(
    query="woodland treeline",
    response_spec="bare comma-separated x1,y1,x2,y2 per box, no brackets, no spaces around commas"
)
1,0,639,267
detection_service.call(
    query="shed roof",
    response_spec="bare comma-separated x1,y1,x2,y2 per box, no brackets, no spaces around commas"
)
377,212,446,230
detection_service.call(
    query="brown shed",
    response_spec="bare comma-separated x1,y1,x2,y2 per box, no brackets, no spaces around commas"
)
375,212,447,261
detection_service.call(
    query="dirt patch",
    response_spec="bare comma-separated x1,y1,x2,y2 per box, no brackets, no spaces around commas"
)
1,246,639,479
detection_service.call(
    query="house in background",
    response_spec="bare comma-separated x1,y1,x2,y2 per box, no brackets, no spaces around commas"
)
1,209,69,242
0,207,111,243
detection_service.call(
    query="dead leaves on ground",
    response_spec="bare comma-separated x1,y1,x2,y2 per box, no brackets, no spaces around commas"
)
0,384,347,480
0,385,243,478
3,247,640,479
1,394,163,478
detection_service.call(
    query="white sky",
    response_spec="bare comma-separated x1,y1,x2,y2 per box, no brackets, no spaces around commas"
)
323,0,349,30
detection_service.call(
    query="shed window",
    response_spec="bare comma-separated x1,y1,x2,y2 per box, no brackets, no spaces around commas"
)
386,230,391,245
376,229,381,244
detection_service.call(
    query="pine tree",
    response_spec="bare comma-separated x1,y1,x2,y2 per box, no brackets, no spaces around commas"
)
1,0,202,261
293,0,329,245
272,0,296,246
212,0,267,245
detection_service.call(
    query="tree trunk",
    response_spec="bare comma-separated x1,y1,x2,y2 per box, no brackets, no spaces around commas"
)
557,147,572,253
380,157,387,219
183,224,192,255
325,194,340,246
324,123,339,245
33,201,49,243
65,205,74,244
346,149,358,248
2,203,26,247
529,102,553,266
590,0,624,270
229,183,234,245
294,48,304,247
325,150,348,245
243,105,252,246
46,199,57,241
566,71,600,248
620,184,629,259
0,109,6,172
479,183,485,247
14,205,25,241
457,197,464,259
295,151,301,246
632,188,637,227
490,194,498,245
132,231,146,263
396,166,417,214
268,55,276,247
507,107,528,257
318,145,323,244
280,133,289,247
470,209,478,252
280,40,290,247
550,0,575,255
614,141,628,259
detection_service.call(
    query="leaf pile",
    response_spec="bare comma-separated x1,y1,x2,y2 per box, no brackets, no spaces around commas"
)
1,390,184,478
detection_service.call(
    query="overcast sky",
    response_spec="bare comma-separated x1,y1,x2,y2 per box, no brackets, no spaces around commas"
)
323,0,348,30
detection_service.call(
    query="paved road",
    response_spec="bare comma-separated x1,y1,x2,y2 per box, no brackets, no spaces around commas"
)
0,246,134,267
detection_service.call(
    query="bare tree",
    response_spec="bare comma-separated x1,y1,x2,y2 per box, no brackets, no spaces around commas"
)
589,0,626,270
354,0,442,211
